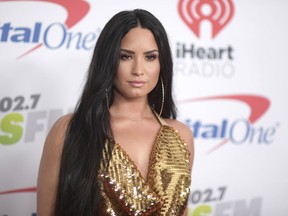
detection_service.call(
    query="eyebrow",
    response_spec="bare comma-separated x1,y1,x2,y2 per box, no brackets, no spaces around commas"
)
120,49,159,54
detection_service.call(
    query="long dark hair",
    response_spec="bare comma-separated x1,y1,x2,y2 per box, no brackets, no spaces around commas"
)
54,9,176,215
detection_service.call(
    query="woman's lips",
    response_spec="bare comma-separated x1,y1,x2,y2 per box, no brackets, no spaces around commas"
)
128,81,146,87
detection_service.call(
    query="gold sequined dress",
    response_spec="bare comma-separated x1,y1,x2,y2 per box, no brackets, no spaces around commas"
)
98,114,191,215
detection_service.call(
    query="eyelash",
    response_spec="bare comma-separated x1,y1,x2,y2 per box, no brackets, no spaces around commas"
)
120,54,158,61
146,54,157,61
120,54,132,60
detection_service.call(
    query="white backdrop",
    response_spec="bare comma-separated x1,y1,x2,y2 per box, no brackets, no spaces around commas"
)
0,0,287,215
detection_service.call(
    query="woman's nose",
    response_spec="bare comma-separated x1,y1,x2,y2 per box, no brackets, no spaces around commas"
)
132,59,144,76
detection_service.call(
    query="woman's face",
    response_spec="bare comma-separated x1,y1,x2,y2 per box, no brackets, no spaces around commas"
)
114,27,160,101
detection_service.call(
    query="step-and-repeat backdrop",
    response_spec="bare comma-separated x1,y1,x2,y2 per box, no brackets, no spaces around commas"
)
1,0,287,215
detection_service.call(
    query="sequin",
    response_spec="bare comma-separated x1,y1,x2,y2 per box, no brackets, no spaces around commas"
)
98,125,191,215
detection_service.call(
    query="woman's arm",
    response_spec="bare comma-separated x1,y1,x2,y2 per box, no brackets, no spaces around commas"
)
36,114,71,216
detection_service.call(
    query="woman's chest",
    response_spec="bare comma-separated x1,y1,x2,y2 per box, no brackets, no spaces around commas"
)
111,121,161,178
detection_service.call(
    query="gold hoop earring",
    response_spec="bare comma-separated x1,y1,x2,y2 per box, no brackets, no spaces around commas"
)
105,88,110,110
159,77,164,116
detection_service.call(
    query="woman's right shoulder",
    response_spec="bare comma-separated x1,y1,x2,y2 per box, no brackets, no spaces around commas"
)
50,113,73,134
44,113,73,152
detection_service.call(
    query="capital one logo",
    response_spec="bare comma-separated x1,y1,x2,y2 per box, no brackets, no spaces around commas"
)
178,0,234,38
0,0,90,58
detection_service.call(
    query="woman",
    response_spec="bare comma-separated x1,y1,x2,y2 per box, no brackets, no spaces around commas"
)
37,9,194,216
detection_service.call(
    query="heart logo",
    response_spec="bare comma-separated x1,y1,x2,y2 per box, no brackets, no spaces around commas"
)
178,0,234,38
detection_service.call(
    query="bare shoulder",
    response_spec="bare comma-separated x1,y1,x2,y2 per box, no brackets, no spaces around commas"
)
164,118,194,170
46,114,72,147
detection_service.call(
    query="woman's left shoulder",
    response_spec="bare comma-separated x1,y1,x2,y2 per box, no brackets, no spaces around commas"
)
164,118,193,142
165,118,194,169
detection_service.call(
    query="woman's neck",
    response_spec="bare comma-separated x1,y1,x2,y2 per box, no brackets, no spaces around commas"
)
109,99,154,121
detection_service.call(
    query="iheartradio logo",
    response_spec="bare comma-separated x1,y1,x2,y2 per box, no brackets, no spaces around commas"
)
178,0,234,38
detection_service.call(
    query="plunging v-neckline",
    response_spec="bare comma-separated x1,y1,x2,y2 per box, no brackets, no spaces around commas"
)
112,111,169,182
114,125,169,182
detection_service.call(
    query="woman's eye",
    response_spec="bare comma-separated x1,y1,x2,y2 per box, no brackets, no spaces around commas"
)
146,54,157,61
120,54,132,60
